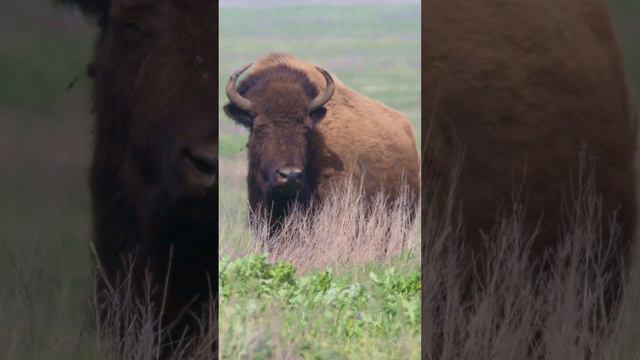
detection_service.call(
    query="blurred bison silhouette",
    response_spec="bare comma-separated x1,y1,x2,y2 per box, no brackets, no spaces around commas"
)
423,0,637,324
59,0,217,356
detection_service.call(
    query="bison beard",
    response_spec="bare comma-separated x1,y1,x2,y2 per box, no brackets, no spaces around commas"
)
61,0,218,357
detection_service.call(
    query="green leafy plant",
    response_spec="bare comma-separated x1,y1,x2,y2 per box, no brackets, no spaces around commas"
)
219,255,421,359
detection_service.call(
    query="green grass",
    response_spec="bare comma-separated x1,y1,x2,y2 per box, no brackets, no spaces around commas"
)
219,255,420,359
218,148,421,357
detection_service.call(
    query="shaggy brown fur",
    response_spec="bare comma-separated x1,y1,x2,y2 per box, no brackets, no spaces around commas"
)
65,0,217,354
423,0,637,314
225,53,420,233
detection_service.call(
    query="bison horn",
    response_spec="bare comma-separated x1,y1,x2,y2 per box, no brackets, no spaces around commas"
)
309,66,335,112
226,63,253,112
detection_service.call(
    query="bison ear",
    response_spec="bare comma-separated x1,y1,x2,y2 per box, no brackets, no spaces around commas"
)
224,104,254,129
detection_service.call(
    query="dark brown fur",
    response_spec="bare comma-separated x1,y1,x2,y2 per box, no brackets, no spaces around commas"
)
423,0,637,314
225,53,420,234
65,0,218,354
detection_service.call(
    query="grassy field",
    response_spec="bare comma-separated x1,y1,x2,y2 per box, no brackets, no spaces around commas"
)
219,185,421,358
220,255,420,359
421,169,640,359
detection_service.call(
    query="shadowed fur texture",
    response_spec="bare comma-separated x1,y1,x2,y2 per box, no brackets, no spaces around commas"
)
423,0,637,316
225,53,420,235
62,0,218,354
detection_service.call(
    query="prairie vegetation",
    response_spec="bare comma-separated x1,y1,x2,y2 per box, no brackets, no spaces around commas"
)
422,165,640,359
219,183,420,358
219,134,420,358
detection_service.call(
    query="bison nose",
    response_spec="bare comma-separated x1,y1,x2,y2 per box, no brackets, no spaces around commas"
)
183,147,217,190
275,167,304,185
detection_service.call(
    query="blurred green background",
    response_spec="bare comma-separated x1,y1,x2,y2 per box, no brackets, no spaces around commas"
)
1,2,95,357
0,0,638,357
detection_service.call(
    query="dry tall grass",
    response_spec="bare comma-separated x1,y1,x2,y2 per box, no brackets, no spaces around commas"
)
219,177,420,272
422,163,640,360
2,242,219,360
1,249,219,359
91,253,218,360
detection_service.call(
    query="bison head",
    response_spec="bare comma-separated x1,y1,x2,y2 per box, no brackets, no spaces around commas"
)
90,0,217,223
224,64,334,202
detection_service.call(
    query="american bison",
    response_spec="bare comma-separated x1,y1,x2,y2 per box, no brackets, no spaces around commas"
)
61,0,217,354
423,0,637,312
224,53,420,234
